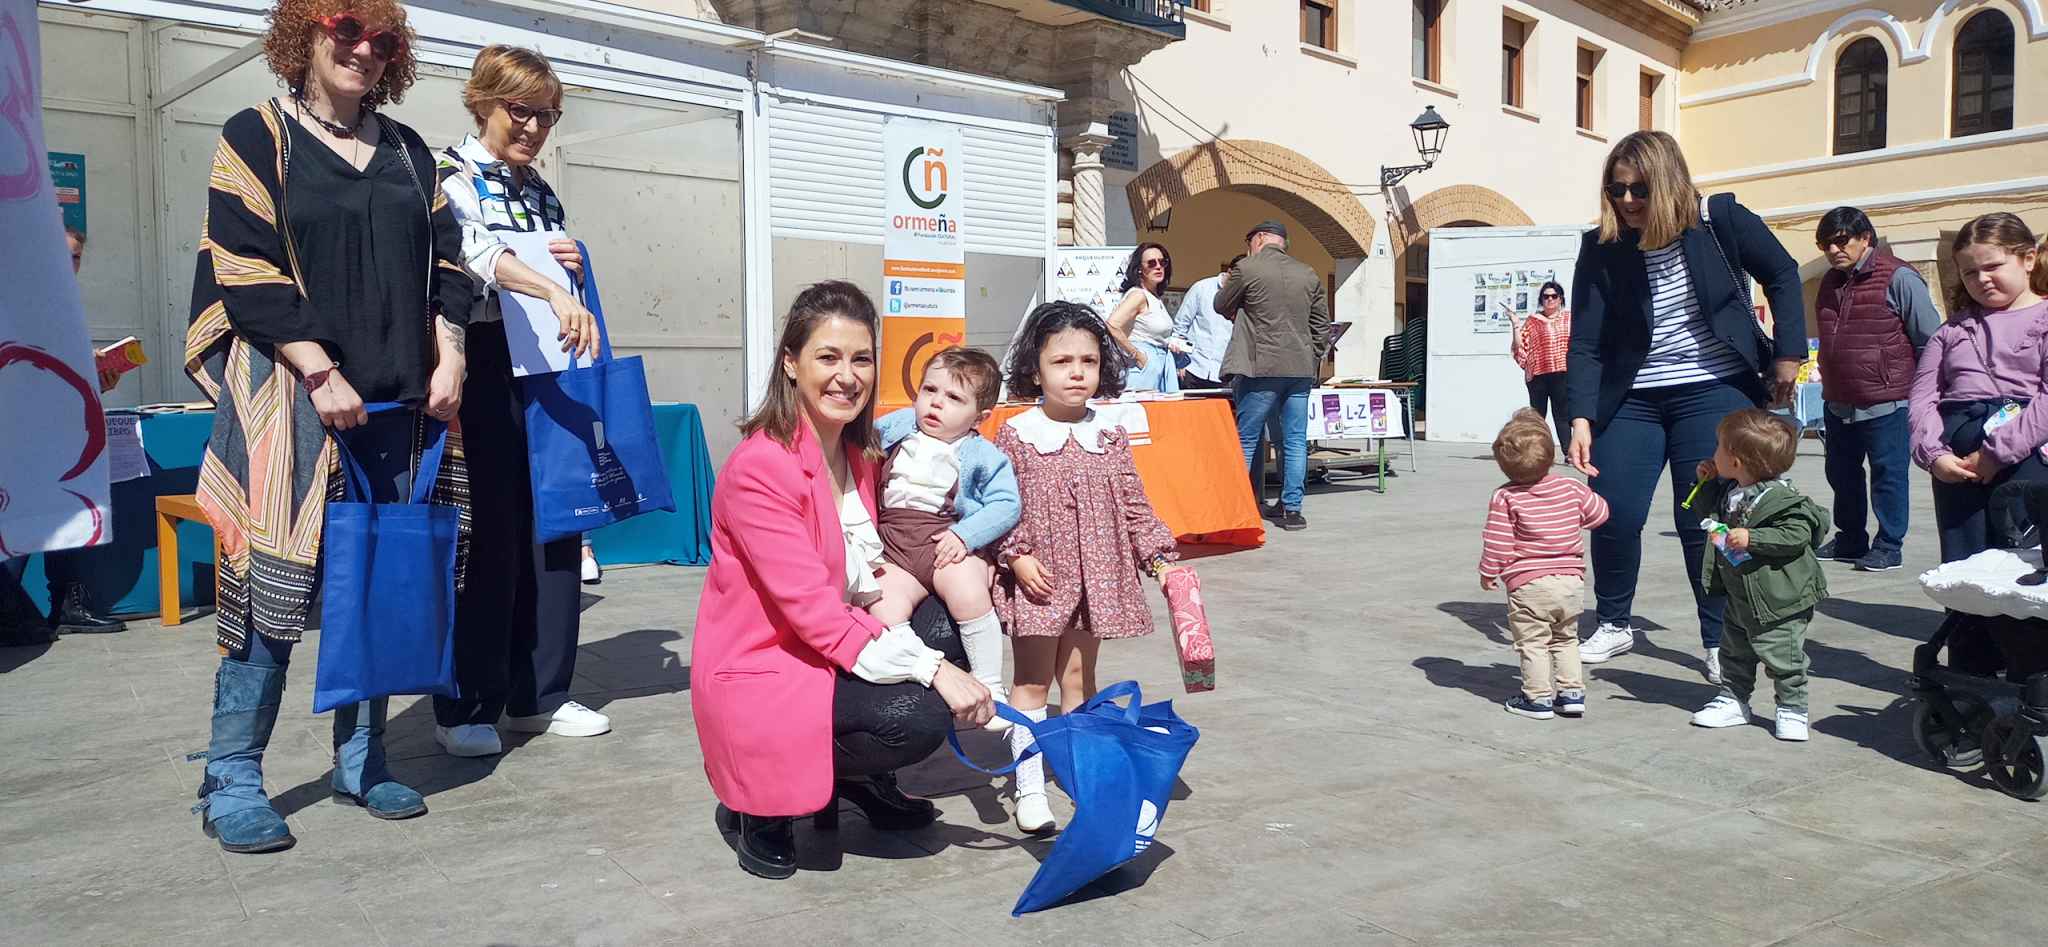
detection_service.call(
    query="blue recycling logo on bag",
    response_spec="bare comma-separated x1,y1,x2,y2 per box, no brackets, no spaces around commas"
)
949,681,1199,915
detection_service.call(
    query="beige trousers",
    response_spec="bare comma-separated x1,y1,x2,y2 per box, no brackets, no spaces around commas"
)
1505,574,1585,701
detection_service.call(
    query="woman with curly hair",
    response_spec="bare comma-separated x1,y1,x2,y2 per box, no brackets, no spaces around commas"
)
184,0,473,854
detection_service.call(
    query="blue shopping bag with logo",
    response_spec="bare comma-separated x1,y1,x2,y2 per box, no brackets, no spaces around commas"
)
313,410,459,713
520,242,675,543
949,681,1200,915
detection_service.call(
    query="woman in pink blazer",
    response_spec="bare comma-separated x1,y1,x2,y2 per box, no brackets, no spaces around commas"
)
692,281,993,881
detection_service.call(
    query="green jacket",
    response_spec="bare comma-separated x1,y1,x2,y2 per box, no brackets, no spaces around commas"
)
1690,477,1829,625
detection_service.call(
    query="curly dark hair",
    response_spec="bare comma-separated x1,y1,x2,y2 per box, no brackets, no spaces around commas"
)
1119,242,1173,295
263,0,420,108
1004,300,1128,401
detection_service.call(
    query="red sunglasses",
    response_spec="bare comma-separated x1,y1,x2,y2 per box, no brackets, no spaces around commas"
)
315,13,404,62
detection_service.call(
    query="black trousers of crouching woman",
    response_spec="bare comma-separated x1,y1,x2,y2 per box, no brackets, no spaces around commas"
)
831,596,965,778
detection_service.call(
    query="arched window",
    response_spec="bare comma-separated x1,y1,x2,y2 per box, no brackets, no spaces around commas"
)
1953,11,2016,137
1834,37,1889,155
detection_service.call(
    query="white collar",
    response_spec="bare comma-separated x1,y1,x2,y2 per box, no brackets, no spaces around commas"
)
1005,406,1116,454
454,134,502,171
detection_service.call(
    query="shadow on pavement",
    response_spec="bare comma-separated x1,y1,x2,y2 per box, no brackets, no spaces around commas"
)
1411,656,1518,706
1435,601,1511,647
1817,598,1944,642
0,640,54,672
1591,666,1716,712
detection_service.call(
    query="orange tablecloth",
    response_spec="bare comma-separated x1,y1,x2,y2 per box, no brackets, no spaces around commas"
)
981,398,1264,548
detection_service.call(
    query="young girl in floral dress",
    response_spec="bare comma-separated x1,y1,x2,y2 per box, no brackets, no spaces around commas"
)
995,300,1182,835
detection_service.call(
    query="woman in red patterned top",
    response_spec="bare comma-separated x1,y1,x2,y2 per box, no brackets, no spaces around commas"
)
1512,280,1572,450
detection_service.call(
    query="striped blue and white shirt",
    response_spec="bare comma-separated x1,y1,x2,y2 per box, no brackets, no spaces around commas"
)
1634,242,1748,389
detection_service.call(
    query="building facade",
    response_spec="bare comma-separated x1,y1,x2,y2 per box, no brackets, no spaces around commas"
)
1680,0,2048,316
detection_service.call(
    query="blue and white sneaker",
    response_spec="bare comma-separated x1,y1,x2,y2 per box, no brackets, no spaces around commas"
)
1504,695,1556,719
1555,689,1586,717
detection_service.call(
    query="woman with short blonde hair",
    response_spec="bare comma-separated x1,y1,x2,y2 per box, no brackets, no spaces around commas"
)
429,44,609,757
1563,130,1806,681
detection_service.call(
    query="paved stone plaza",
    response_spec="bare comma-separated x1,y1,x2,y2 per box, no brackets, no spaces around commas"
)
5,439,2047,946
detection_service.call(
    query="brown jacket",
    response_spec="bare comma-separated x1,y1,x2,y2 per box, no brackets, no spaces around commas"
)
1215,246,1329,379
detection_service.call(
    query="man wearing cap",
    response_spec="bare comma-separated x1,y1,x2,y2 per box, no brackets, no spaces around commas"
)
1214,221,1330,531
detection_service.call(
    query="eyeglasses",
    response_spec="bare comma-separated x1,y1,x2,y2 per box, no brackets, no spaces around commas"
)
1539,292,1561,300
503,101,564,129
315,14,404,62
1603,182,1650,201
1817,234,1858,250
1142,258,1167,269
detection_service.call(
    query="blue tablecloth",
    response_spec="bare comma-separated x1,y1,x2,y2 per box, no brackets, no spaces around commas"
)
20,403,713,619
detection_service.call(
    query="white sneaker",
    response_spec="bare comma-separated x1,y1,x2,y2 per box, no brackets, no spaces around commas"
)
435,723,503,757
983,683,1013,733
1579,624,1637,663
1775,708,1810,742
580,556,602,585
504,700,612,737
1705,646,1723,685
1691,695,1751,729
1015,792,1056,835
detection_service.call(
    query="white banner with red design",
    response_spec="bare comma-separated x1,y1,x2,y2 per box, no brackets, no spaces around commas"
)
0,0,110,556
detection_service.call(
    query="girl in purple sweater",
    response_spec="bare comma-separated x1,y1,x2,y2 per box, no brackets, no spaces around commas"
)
1908,213,2048,561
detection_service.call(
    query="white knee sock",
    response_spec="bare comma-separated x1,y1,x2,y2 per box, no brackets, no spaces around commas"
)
1008,705,1048,797
956,610,1007,697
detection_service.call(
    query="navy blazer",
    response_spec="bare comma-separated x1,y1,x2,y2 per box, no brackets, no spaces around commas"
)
1566,193,1805,431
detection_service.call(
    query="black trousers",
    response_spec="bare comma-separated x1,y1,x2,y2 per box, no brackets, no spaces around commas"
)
1526,371,1568,448
830,597,961,780
434,321,583,727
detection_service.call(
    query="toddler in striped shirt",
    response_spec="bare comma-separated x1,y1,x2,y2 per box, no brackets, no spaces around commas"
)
1480,409,1612,720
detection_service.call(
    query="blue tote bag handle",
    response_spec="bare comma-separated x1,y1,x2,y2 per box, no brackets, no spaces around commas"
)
573,240,615,364
945,682,1148,775
946,702,1045,776
333,404,447,505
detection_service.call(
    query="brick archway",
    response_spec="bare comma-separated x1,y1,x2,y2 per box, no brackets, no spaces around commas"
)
1125,140,1376,258
1390,184,1535,249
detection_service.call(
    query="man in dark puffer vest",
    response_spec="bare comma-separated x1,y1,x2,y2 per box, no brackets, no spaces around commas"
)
1813,206,1941,572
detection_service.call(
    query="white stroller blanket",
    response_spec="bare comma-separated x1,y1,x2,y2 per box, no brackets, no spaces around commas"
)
1920,549,2048,621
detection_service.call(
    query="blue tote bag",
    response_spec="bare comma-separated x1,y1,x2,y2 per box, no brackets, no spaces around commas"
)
313,409,460,713
520,243,675,543
950,681,1200,915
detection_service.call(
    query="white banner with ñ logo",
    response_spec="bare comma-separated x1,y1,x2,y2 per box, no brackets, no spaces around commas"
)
879,117,966,406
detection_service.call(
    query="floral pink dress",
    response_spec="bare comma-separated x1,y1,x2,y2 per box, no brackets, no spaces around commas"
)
995,407,1178,639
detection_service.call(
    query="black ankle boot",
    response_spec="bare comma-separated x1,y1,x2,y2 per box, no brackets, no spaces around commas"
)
831,773,937,831
49,584,125,635
717,804,796,880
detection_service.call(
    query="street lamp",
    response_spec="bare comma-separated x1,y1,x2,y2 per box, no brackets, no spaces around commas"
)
1380,106,1451,190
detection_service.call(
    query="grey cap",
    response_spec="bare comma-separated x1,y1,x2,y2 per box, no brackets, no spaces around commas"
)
1246,220,1288,240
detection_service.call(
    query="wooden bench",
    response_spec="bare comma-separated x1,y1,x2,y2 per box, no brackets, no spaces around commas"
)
154,494,216,627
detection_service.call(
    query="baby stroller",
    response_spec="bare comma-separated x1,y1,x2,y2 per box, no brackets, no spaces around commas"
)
1912,482,2048,800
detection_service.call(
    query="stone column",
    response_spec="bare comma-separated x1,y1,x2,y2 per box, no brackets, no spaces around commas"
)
1063,125,1114,248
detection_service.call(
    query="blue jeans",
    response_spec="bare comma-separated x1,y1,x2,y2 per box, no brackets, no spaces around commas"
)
1126,341,1180,393
1822,408,1910,556
1589,380,1759,649
1234,376,1313,511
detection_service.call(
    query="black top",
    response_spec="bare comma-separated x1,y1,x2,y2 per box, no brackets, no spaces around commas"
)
283,119,441,404
1565,193,1806,432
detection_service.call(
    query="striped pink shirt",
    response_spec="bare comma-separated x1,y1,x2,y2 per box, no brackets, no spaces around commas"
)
1478,474,1611,591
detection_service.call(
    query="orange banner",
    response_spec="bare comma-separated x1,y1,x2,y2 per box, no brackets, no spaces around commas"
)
880,316,967,408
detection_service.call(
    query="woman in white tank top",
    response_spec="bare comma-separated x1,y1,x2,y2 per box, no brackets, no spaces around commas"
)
1108,243,1182,393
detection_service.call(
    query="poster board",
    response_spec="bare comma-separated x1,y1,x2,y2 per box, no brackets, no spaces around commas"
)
879,117,967,407
1054,245,1135,317
1426,226,1588,443
1307,387,1407,441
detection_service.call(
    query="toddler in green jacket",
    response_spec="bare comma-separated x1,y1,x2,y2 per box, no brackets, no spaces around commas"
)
1686,409,1829,742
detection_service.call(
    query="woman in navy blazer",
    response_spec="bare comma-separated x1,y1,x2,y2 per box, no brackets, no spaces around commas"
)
1564,131,1805,678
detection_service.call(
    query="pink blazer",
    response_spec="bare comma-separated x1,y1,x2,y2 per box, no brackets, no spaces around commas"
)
690,424,883,816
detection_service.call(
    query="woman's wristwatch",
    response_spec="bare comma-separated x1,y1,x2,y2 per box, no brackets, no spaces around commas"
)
1145,554,1172,578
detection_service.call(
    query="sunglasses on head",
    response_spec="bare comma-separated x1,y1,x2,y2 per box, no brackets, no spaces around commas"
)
316,13,404,61
1603,182,1650,201
503,101,564,129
